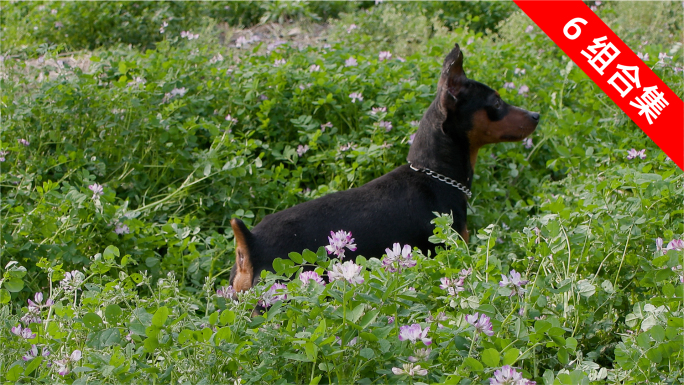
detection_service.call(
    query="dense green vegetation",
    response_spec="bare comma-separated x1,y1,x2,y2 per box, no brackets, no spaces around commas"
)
1,1,682,384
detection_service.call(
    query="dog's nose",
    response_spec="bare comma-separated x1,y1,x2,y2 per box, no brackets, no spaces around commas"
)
530,112,540,121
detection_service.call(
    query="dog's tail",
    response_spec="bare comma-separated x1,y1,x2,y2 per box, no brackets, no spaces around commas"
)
229,218,254,293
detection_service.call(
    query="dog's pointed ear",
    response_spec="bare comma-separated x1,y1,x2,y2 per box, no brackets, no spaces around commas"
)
439,44,467,107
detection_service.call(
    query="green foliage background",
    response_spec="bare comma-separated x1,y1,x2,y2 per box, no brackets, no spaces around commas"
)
0,1,682,384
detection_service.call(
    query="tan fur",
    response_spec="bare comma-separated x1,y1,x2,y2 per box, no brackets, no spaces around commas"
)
468,107,538,168
459,227,470,243
231,219,253,292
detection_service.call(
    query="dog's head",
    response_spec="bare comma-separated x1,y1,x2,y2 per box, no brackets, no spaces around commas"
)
435,44,539,161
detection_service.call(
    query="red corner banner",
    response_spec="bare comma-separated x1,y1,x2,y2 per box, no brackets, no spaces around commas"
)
514,0,684,170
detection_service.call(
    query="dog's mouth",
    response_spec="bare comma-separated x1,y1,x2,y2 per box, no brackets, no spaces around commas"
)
500,129,534,142
500,134,524,141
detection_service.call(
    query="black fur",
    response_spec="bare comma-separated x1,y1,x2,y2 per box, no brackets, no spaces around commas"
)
229,43,539,288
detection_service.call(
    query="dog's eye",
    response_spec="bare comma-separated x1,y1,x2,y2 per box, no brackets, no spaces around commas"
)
493,98,502,109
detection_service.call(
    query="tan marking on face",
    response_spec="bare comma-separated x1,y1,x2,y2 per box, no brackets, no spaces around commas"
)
467,107,538,167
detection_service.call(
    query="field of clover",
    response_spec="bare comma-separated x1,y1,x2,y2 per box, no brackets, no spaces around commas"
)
1,1,683,384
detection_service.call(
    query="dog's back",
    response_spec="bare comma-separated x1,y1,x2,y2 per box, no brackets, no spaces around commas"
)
231,165,468,287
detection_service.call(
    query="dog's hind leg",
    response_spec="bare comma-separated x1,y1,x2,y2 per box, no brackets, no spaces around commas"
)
229,218,254,293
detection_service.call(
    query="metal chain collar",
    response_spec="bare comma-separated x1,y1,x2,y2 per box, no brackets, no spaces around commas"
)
408,161,472,199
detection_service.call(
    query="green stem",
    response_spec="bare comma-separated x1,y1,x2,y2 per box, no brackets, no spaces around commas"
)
590,249,617,285
560,222,573,320
496,307,519,338
467,334,478,357
522,257,545,311
132,169,213,213
342,282,347,325
310,356,317,384
43,271,55,339
485,233,493,282
561,223,572,278
613,225,633,289
513,342,543,365
394,306,399,334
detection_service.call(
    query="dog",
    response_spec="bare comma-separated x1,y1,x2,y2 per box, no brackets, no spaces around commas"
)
229,43,539,293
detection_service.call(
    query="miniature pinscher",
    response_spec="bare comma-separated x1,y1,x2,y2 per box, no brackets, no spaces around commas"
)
229,43,539,293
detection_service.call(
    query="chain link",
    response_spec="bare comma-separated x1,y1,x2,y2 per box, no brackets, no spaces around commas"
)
408,161,472,199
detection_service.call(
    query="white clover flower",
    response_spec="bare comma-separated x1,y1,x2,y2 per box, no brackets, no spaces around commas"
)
349,92,363,103
398,323,431,345
499,270,529,297
22,345,39,361
54,350,82,376
626,148,646,160
378,121,393,132
328,261,364,285
408,347,432,362
392,363,427,376
235,36,249,48
181,31,199,40
259,283,287,307
523,137,534,149
60,270,85,292
296,144,309,156
440,276,465,296
114,223,130,235
382,243,415,272
488,365,536,385
210,53,224,64
299,271,325,286
325,230,357,259
637,52,650,61
465,313,494,336
216,285,236,300
88,183,104,199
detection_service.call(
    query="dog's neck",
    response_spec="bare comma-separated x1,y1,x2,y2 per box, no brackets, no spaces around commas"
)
407,100,474,189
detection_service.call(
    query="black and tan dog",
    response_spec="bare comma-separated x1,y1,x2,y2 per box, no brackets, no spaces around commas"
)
229,43,539,293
